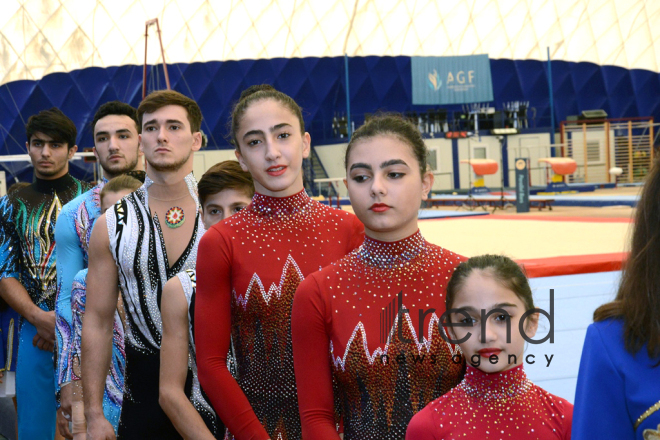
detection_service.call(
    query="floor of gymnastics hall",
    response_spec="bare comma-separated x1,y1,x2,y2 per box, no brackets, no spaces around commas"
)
346,185,640,404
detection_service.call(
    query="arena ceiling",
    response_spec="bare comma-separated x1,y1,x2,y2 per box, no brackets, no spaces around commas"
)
1,0,659,86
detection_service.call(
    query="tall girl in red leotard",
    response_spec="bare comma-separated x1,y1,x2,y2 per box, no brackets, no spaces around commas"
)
292,115,466,440
195,85,364,440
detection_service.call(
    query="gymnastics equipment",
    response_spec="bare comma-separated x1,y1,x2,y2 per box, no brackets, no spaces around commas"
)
538,157,577,192
460,159,498,194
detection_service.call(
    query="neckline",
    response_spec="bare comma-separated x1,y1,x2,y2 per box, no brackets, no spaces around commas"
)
144,172,200,211
461,364,532,402
357,230,426,269
34,173,75,193
251,189,311,216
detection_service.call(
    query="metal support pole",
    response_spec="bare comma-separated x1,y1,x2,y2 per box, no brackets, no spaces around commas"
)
143,18,171,99
547,47,556,146
344,53,352,139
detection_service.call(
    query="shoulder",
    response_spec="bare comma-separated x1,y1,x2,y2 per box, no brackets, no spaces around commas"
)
406,397,446,439
589,317,624,339
584,318,625,356
59,188,94,222
425,241,466,267
313,201,359,223
531,385,574,433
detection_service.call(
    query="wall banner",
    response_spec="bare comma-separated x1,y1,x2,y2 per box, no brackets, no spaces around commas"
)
411,54,494,105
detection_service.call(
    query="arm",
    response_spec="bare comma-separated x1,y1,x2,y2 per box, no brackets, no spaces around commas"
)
0,278,55,350
572,323,633,440
81,213,118,440
70,270,88,438
55,205,85,387
159,276,215,440
0,197,55,350
292,274,340,439
404,403,439,440
195,228,270,440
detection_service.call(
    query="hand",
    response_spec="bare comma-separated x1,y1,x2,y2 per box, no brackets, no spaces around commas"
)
32,333,54,351
35,310,56,343
60,383,73,423
57,408,73,439
0,370,3,384
86,415,116,440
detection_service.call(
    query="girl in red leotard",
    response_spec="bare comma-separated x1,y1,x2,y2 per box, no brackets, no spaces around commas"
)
406,255,573,439
195,85,364,440
292,114,466,440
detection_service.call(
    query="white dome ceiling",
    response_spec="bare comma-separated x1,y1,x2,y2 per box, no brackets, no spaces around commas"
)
1,0,658,85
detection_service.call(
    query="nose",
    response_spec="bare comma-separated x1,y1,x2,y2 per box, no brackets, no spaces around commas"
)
157,126,169,143
41,144,52,158
108,134,120,152
370,174,387,197
480,321,497,344
264,139,281,161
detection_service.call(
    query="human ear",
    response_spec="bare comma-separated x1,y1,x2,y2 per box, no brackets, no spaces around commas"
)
235,149,249,172
68,145,78,159
524,312,539,339
421,171,434,201
191,132,203,152
301,132,311,159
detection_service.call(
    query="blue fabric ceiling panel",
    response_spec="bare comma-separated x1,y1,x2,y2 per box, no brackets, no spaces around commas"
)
2,55,659,184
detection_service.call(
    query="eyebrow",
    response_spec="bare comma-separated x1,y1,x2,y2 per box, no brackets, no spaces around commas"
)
30,138,61,144
143,118,184,127
349,158,410,172
242,123,292,141
95,128,133,137
453,303,519,313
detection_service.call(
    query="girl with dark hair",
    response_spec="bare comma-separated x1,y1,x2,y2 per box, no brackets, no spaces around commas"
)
572,159,660,439
406,254,573,440
195,86,364,440
292,114,465,440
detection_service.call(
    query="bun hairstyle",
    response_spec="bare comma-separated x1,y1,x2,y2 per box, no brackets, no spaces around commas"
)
230,84,304,150
446,254,536,319
344,114,428,178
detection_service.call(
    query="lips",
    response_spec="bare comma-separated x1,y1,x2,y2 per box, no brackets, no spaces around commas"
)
38,161,54,166
266,165,287,176
478,348,502,357
370,203,390,212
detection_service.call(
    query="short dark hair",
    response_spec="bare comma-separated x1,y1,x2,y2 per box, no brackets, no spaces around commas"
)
26,107,77,149
137,90,202,133
446,254,535,319
100,174,143,202
345,114,428,178
198,160,255,208
92,101,140,134
230,84,304,150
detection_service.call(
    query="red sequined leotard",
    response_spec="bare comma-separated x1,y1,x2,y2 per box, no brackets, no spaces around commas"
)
292,231,466,440
195,190,364,440
406,364,573,439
